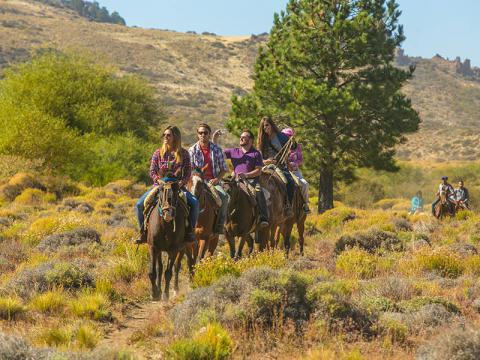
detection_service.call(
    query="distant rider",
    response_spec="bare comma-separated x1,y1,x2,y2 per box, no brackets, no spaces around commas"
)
188,123,229,234
453,179,470,209
431,176,454,215
409,191,424,214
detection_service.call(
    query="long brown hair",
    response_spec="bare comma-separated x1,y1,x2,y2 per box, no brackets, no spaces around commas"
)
257,116,280,155
160,126,183,163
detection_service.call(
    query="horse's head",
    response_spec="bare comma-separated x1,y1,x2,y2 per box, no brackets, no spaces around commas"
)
222,175,239,198
439,185,448,204
158,176,180,223
191,166,207,199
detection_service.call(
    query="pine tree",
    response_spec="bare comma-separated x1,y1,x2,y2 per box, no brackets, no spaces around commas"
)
228,0,420,213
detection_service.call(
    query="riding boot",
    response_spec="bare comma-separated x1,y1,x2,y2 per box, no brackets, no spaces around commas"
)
255,188,269,228
134,229,147,244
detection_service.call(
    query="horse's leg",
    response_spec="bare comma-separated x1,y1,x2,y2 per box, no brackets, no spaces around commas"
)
236,235,247,260
174,250,183,293
246,234,254,255
197,238,207,262
256,228,268,252
282,221,294,258
298,219,305,256
156,251,163,300
164,252,175,301
185,244,195,278
149,246,160,301
268,226,276,250
207,234,219,257
226,232,236,259
274,226,282,249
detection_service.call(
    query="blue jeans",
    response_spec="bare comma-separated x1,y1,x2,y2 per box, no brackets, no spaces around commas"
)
135,188,199,231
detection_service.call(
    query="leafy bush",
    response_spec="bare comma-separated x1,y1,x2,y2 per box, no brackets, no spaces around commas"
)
37,227,100,252
336,249,379,279
29,290,67,314
167,323,234,360
415,251,464,278
0,296,26,320
0,172,46,201
25,214,89,246
416,327,480,360
69,292,111,321
14,188,56,206
44,262,95,290
334,229,402,255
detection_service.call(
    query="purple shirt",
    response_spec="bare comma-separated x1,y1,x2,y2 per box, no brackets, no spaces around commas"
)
288,143,304,171
224,147,263,176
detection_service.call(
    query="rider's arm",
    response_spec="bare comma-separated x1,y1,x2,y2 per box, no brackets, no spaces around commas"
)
243,167,262,179
149,150,161,184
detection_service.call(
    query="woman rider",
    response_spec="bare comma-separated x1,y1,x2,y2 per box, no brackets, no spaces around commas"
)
134,126,199,244
257,116,295,215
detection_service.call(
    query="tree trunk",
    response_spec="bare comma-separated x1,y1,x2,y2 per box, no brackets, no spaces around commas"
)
318,168,334,214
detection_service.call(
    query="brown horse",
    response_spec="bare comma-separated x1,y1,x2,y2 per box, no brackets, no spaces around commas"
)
433,186,455,220
190,169,219,261
275,186,307,256
222,176,262,259
146,179,194,300
258,170,293,255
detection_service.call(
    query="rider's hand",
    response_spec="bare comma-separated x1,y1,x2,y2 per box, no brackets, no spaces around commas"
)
238,173,247,181
212,130,222,144
209,178,220,186
178,180,185,188
264,159,276,165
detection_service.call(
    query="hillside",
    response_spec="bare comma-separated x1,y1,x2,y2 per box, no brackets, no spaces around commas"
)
1,0,480,159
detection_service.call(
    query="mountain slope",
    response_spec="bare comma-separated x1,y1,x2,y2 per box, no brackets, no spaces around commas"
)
1,0,480,160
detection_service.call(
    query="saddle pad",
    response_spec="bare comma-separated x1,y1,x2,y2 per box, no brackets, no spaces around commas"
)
239,182,257,206
144,187,160,209
207,183,223,207
290,171,302,186
262,164,288,184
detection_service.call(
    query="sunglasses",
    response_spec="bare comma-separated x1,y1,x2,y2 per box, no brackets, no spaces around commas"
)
240,136,250,140
163,133,172,138
197,131,210,135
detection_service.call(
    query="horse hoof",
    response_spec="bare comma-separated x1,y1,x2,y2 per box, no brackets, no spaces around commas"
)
152,293,161,301
163,294,170,301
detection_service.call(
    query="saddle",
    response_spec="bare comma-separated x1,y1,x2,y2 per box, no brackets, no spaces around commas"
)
238,181,257,207
143,185,189,232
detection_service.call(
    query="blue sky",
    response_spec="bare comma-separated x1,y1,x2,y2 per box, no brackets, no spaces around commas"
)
100,0,479,65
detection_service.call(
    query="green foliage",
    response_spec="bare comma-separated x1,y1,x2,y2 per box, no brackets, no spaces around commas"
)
29,290,67,314
69,292,111,320
228,0,420,211
0,297,26,320
35,0,126,25
415,251,464,278
36,327,72,348
0,51,163,184
74,324,99,349
166,323,234,360
336,248,379,279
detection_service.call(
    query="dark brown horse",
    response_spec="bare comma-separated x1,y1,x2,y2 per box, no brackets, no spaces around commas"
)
222,176,262,259
190,168,219,261
275,185,307,256
146,179,194,300
258,170,294,255
434,186,455,220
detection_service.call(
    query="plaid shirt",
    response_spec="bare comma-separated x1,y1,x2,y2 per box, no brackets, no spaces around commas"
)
149,148,191,185
188,141,227,178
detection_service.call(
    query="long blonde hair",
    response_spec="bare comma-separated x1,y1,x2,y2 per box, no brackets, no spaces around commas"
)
160,126,183,163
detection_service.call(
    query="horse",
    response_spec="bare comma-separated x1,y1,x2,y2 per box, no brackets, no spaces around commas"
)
433,186,455,220
275,185,307,256
190,168,220,262
222,176,263,259
258,169,294,256
146,178,194,301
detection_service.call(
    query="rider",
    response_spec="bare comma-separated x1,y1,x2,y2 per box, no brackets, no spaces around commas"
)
409,191,424,214
188,123,229,234
257,116,296,215
454,179,470,209
223,129,269,228
281,127,311,214
431,176,455,215
134,126,199,244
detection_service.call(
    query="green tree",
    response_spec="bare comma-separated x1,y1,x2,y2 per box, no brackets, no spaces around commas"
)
0,51,163,183
228,0,420,213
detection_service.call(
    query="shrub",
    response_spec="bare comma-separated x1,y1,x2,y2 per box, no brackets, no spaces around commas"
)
0,172,46,201
396,296,460,314
75,324,99,349
14,188,56,206
0,296,26,320
192,255,241,288
29,290,67,314
379,317,408,344
392,217,412,232
456,210,473,221
37,227,100,253
0,332,57,360
415,251,464,278
69,292,111,321
336,248,379,279
416,327,480,360
334,229,402,255
166,323,234,360
36,327,71,348
45,262,95,290
24,214,89,246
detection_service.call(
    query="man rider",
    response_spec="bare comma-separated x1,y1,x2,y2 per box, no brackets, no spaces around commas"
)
223,130,269,228
431,176,454,215
454,179,470,209
188,123,229,234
